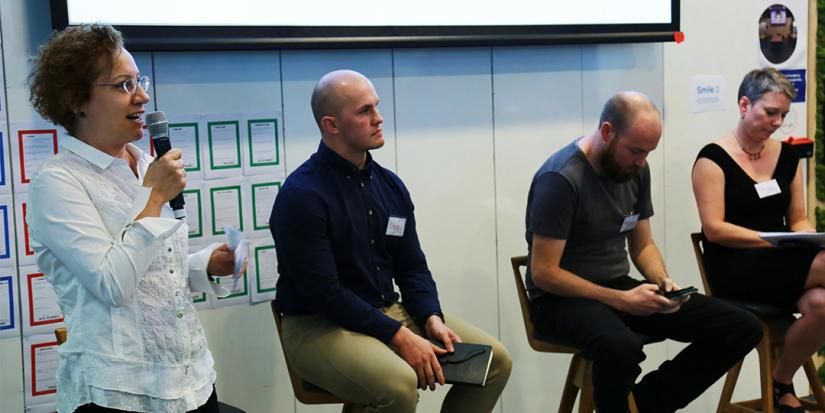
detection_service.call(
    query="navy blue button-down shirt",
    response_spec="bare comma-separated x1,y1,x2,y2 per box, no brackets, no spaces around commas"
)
271,142,442,343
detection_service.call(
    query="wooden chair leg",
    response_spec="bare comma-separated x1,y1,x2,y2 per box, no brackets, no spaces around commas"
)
628,392,639,413
717,359,744,413
559,356,583,413
578,358,595,413
757,333,775,413
801,358,825,410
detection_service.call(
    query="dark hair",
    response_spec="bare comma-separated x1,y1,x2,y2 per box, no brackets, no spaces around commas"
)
737,67,796,104
28,24,124,136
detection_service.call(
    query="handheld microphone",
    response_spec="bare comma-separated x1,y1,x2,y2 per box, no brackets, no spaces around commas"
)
146,111,187,220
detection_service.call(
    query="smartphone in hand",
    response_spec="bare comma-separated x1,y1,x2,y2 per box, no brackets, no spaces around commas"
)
662,286,698,299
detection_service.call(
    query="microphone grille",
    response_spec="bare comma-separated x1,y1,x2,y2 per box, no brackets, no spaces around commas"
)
146,111,168,137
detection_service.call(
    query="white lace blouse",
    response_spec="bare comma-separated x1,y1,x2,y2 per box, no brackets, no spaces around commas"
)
27,137,223,413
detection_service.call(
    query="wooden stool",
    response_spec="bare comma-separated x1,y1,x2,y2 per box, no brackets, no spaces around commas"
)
271,300,356,413
690,232,825,413
511,256,657,412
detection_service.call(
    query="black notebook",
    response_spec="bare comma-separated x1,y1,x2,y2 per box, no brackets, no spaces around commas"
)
430,340,494,387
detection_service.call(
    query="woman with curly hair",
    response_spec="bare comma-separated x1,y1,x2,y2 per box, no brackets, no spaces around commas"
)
27,23,238,413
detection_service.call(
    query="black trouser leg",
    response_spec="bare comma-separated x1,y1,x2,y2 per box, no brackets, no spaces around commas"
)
531,277,762,413
532,294,645,412
626,293,762,412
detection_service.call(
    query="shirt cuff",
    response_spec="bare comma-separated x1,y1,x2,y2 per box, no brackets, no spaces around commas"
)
423,311,445,322
188,242,231,298
132,217,184,239
420,311,445,326
122,186,183,239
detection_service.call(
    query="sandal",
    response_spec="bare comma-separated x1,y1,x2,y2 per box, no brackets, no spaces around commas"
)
773,380,805,413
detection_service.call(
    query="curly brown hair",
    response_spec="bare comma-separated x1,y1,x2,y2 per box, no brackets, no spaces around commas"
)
28,24,123,137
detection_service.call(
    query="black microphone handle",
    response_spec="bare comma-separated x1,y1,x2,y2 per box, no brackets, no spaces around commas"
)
151,136,187,219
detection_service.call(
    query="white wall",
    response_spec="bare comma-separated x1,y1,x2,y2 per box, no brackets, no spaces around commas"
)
0,0,810,412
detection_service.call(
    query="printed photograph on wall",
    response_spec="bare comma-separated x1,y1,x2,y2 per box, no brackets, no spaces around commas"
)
759,4,798,64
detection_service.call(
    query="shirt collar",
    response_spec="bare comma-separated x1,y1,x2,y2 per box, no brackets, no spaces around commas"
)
316,141,374,174
61,135,144,171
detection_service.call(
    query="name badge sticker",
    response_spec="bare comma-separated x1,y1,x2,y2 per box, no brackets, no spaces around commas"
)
386,216,407,237
754,179,781,199
620,213,640,233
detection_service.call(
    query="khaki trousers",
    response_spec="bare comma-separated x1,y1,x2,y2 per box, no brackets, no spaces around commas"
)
281,303,512,413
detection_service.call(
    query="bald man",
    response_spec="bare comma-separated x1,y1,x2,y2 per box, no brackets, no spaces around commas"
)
270,70,511,413
525,92,762,412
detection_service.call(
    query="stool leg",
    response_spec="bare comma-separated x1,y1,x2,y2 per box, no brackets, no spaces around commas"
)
559,356,584,413
716,359,743,413
802,358,825,410
628,392,638,413
757,332,775,413
578,358,595,413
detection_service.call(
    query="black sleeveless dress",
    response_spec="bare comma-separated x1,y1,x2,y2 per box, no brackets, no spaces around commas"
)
697,142,818,309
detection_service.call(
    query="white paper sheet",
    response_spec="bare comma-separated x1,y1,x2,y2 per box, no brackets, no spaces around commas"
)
248,178,279,233
0,272,18,338
759,231,825,247
212,243,250,309
0,195,14,262
12,124,59,193
169,121,204,180
250,240,278,303
182,184,204,239
246,118,279,167
204,116,242,180
0,125,13,194
223,225,247,292
16,193,35,266
209,181,244,236
23,333,59,406
24,271,63,332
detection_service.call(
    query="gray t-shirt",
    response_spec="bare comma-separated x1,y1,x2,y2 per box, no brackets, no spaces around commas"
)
525,139,653,299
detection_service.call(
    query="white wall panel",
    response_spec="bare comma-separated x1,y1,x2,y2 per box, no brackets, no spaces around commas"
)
393,47,499,411
491,45,584,413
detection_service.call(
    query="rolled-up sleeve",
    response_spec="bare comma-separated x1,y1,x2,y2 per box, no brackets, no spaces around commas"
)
28,167,181,307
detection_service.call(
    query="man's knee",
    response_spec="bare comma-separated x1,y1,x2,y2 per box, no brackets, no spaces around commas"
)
738,311,763,347
718,305,763,350
592,331,646,367
369,367,419,410
490,339,513,382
